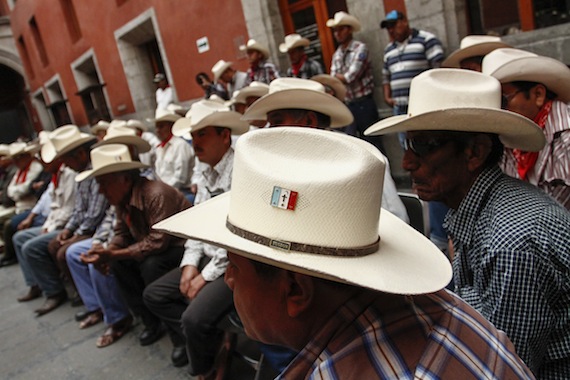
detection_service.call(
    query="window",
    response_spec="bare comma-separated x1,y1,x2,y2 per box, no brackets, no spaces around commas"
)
29,16,49,66
17,36,34,79
46,79,71,127
72,52,112,124
60,0,82,42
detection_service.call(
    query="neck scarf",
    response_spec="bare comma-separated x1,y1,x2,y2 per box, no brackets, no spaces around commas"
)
513,100,552,180
291,54,307,77
157,134,173,148
15,160,32,184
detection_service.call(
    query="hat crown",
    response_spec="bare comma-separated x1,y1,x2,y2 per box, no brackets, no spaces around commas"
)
482,48,538,77
155,108,181,122
90,144,134,171
460,35,503,49
9,142,28,157
49,125,85,152
189,100,231,125
233,82,270,104
104,125,137,139
228,128,384,248
126,119,146,131
268,77,325,95
327,11,361,32
407,69,501,116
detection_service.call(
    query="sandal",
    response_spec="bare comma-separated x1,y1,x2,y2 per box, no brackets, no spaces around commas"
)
96,315,133,348
79,310,103,329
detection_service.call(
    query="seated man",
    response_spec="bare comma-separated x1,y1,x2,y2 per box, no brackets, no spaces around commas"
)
143,100,248,372
211,60,247,99
365,68,570,378
76,143,190,347
155,127,533,379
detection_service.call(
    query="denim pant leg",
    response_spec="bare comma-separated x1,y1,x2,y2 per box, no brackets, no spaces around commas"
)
13,227,48,287
90,260,130,325
26,231,66,297
66,239,100,312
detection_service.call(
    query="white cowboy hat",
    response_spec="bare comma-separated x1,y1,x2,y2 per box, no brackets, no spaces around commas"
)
154,108,182,123
365,69,545,152
155,127,452,294
125,119,148,132
93,125,151,153
90,120,111,134
242,77,353,128
211,60,233,82
41,125,96,163
482,48,570,103
442,35,511,68
279,34,310,53
8,141,40,157
326,11,361,33
232,82,270,105
310,74,347,102
0,144,9,157
75,144,149,182
239,39,270,60
172,99,250,138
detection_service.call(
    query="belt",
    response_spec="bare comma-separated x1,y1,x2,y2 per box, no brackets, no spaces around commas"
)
347,93,373,105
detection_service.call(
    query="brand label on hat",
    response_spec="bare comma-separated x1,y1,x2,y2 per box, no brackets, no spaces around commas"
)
269,239,291,251
271,186,298,211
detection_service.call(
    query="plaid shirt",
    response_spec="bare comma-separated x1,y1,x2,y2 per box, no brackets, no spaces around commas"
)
64,171,108,236
445,166,570,379
330,39,374,102
245,60,280,85
278,289,533,379
286,58,324,79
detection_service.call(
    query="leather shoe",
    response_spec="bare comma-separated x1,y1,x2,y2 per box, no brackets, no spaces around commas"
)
70,294,84,307
171,345,189,367
139,324,164,346
34,291,68,316
17,285,42,302
75,309,91,322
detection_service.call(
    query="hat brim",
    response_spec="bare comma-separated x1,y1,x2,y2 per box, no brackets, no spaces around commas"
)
213,62,233,82
93,136,151,153
365,108,545,152
311,74,347,102
154,192,452,295
173,112,250,137
242,89,354,128
279,39,310,53
41,134,96,163
488,56,570,103
441,42,511,68
75,161,149,182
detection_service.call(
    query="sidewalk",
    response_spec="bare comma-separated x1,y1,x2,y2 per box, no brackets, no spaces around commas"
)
0,263,256,380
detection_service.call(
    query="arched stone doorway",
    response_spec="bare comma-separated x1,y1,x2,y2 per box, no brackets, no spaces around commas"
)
0,65,33,143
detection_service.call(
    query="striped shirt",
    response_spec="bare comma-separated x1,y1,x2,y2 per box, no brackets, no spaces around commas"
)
445,166,570,379
330,39,374,102
501,99,570,210
382,28,444,106
278,289,533,379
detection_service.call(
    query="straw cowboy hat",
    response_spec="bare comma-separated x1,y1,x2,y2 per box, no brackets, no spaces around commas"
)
232,82,270,105
90,120,111,134
125,119,148,132
0,144,9,157
8,141,40,157
365,69,545,152
442,35,511,68
326,11,361,33
93,125,151,153
239,39,270,60
242,77,354,128
310,74,347,102
172,99,250,138
75,144,149,182
155,127,452,294
279,34,310,53
41,125,96,163
154,108,182,123
211,60,233,82
482,48,570,103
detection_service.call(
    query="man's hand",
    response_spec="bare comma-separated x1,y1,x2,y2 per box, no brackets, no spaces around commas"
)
186,274,207,300
17,215,35,230
81,246,113,275
179,265,200,298
56,229,73,244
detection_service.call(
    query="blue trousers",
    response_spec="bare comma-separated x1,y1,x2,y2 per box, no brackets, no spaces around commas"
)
13,227,59,289
66,239,130,325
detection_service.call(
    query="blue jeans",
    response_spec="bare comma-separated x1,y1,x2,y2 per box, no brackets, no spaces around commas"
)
13,227,60,288
346,96,384,154
66,239,130,325
393,104,409,149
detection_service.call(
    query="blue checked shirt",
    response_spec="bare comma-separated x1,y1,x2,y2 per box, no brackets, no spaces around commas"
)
277,289,533,379
445,166,570,379
64,173,108,236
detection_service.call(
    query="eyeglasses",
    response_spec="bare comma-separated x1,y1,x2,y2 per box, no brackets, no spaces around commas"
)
501,90,521,109
403,137,452,157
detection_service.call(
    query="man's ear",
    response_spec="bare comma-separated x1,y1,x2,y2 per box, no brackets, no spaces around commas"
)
531,84,547,108
285,271,314,318
465,134,493,172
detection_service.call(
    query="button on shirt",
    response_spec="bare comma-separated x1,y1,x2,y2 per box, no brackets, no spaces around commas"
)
445,165,570,378
330,39,374,102
278,289,533,379
155,136,194,190
180,148,234,282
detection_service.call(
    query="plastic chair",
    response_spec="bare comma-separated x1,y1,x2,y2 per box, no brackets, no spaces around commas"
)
398,192,429,236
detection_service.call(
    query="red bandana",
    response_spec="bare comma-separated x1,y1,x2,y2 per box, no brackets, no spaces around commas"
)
512,100,552,180
157,134,173,148
291,55,307,77
15,161,32,184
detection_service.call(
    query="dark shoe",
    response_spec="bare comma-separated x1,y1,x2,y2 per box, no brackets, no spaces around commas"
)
34,291,68,316
0,257,17,267
171,345,189,367
17,285,42,302
75,309,91,322
139,324,164,346
70,294,84,307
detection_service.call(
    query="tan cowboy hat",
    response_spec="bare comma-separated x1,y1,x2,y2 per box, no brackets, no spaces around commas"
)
310,74,347,102
8,141,40,157
41,125,96,163
239,39,270,60
126,119,148,132
155,127,452,294
279,34,310,53
242,77,353,128
172,99,250,138
93,125,151,153
154,108,182,123
232,82,270,105
75,144,149,182
90,120,111,134
442,35,511,68
326,11,361,33
365,69,545,152
482,48,570,103
211,60,233,82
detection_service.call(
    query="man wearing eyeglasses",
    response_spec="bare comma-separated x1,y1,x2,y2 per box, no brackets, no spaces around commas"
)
365,69,570,379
